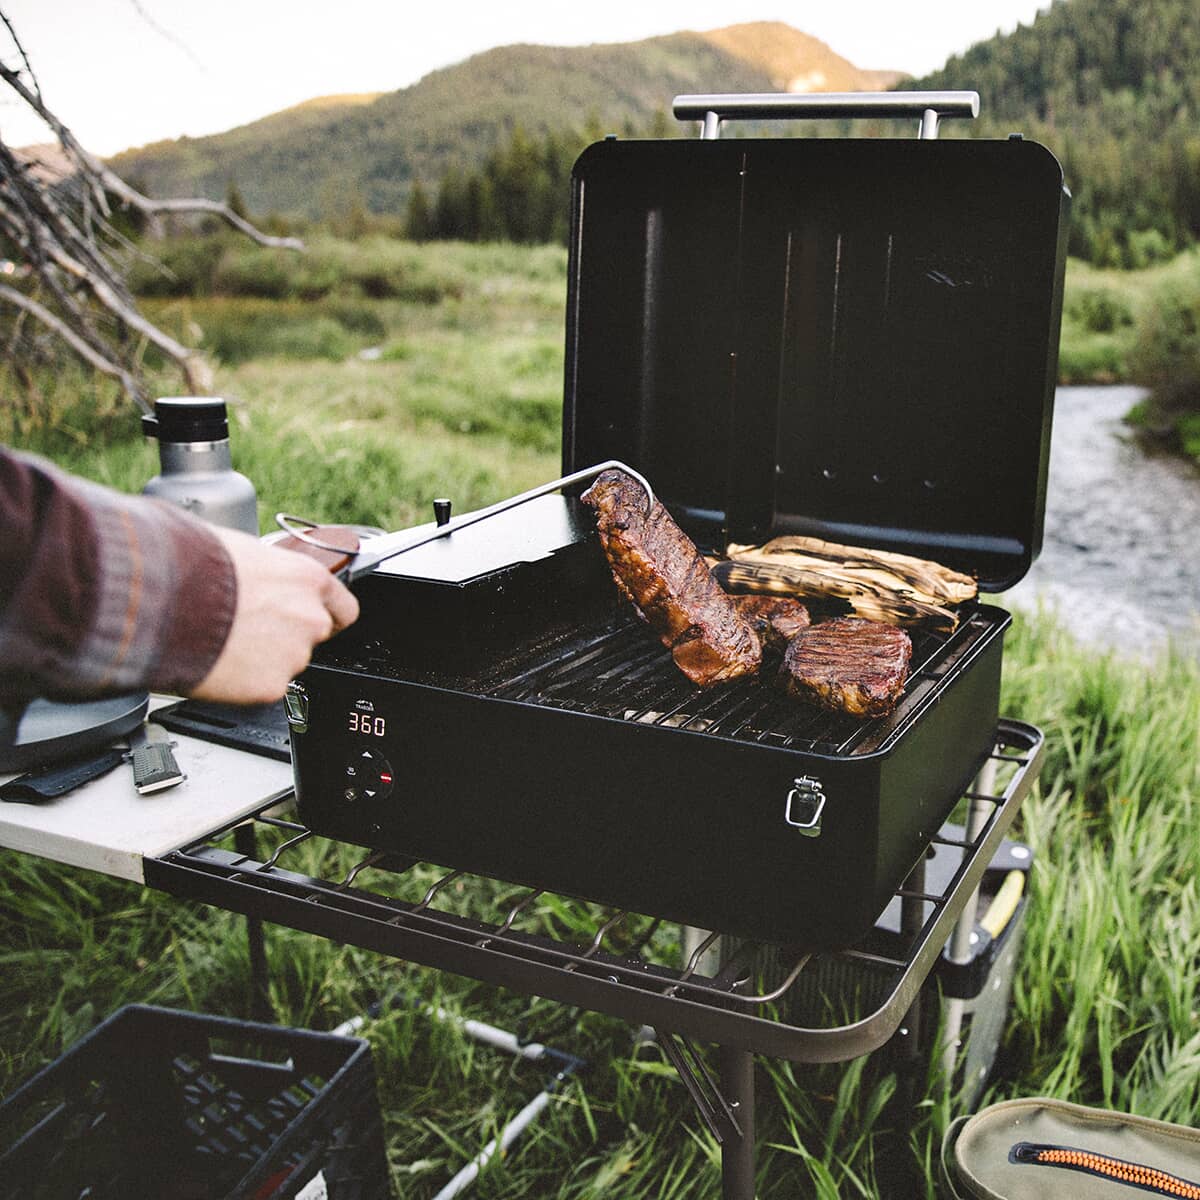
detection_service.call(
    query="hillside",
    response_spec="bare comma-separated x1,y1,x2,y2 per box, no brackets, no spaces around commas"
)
911,0,1200,264
695,22,902,93
110,23,903,220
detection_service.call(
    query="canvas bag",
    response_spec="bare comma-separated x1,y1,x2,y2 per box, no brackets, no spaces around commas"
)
942,1097,1200,1199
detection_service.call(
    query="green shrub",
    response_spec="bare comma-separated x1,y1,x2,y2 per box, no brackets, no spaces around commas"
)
1128,264,1200,385
1126,227,1175,269
1125,375,1200,466
1180,411,1200,459
127,236,227,297
1057,337,1126,383
1066,286,1134,333
264,316,353,361
211,246,298,299
347,261,462,304
380,340,414,361
1123,258,1200,461
323,300,386,339
195,304,354,363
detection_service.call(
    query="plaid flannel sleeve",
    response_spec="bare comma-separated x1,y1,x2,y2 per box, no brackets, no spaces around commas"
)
0,448,236,705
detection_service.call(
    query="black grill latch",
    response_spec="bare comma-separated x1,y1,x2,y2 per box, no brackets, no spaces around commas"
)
284,681,309,735
785,776,826,838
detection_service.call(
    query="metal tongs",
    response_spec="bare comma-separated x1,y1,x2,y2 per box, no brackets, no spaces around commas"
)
275,459,654,583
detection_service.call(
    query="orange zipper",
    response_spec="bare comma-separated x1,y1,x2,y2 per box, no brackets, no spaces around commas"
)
1011,1141,1200,1197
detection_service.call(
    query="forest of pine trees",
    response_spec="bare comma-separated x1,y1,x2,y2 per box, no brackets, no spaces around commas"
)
408,0,1200,267
915,0,1200,267
406,113,674,246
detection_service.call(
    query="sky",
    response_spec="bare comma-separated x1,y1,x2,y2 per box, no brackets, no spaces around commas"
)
1,0,1052,155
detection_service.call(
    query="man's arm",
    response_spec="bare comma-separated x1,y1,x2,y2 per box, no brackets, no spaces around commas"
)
0,448,358,706
192,527,358,704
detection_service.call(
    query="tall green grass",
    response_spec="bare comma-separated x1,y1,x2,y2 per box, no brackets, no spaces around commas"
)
4,610,1195,1197
3,241,1199,1196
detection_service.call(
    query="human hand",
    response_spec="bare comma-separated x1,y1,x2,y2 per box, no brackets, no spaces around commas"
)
191,527,359,704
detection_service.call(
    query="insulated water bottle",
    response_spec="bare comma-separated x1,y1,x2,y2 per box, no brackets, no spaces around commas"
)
142,396,258,534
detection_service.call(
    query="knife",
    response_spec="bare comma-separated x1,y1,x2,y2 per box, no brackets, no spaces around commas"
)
126,722,186,794
272,459,654,583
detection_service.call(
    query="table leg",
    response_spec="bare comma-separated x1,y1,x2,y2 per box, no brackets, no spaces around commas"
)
719,1044,756,1200
233,822,272,1022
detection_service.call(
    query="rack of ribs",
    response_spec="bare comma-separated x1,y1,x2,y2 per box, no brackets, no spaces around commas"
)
582,469,761,687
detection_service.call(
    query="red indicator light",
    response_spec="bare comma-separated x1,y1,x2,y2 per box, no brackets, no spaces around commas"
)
379,773,392,784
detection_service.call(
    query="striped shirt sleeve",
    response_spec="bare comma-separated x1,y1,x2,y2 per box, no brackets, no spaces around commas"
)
0,448,236,705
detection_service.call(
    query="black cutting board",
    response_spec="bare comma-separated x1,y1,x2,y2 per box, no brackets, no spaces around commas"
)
154,698,291,762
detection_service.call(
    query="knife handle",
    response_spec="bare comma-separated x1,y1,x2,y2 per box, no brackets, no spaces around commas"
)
273,524,360,574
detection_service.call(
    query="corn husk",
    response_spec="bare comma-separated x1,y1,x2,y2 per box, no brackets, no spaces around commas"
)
710,535,975,632
726,537,977,605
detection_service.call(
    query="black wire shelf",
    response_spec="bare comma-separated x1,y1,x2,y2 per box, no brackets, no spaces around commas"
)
145,719,1042,1064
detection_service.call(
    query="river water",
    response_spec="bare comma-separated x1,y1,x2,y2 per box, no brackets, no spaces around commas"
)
1004,385,1200,658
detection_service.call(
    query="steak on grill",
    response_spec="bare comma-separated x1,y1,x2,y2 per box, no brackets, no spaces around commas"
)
778,617,912,717
582,469,762,686
732,594,811,652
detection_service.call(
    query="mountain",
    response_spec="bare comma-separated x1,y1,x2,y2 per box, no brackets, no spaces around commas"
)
910,0,1200,264
13,143,74,184
109,23,904,220
701,22,902,94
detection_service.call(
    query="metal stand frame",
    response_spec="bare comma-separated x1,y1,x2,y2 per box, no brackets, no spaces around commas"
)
145,720,1042,1199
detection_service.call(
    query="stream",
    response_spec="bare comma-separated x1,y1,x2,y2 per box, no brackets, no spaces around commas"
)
1005,385,1200,657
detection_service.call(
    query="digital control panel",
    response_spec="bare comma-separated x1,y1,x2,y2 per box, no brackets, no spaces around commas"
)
341,701,392,803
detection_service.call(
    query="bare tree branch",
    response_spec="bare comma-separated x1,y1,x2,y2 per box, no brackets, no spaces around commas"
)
0,60,303,249
0,7,303,410
0,283,144,400
0,9,40,102
127,0,208,72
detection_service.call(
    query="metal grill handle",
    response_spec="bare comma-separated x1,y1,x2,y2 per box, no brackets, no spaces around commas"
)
673,90,980,141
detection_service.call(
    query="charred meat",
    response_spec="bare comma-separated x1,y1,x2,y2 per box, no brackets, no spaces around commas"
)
778,617,912,718
732,594,811,652
582,469,761,686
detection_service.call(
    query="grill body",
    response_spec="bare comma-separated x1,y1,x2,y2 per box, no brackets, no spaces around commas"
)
293,501,1008,948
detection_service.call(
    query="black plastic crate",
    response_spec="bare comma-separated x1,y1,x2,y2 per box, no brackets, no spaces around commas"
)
0,1004,392,1200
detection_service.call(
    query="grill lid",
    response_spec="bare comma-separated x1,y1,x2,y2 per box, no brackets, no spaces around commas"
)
562,125,1069,592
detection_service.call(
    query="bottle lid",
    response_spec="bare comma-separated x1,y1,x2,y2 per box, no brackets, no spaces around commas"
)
142,397,230,443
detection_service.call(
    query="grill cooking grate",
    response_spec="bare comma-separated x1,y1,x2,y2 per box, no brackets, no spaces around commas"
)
481,606,1001,756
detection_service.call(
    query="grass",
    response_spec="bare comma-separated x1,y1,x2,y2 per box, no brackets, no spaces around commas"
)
3,239,1200,1195
4,242,570,532
1056,254,1186,385
4,611,1196,1196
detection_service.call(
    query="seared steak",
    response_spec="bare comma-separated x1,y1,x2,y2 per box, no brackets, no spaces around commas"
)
582,469,761,686
732,594,811,652
779,617,912,717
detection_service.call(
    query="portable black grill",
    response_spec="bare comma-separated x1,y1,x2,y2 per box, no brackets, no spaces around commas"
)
287,91,1069,951
146,93,1066,1200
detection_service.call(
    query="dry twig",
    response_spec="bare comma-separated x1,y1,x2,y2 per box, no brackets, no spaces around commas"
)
0,11,302,409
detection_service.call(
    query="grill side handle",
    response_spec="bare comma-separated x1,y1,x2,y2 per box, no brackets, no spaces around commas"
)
673,90,979,140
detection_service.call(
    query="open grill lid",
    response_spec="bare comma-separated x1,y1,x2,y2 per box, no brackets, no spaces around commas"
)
561,93,1070,592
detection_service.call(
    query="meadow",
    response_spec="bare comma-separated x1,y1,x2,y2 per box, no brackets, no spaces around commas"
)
2,241,1199,1197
